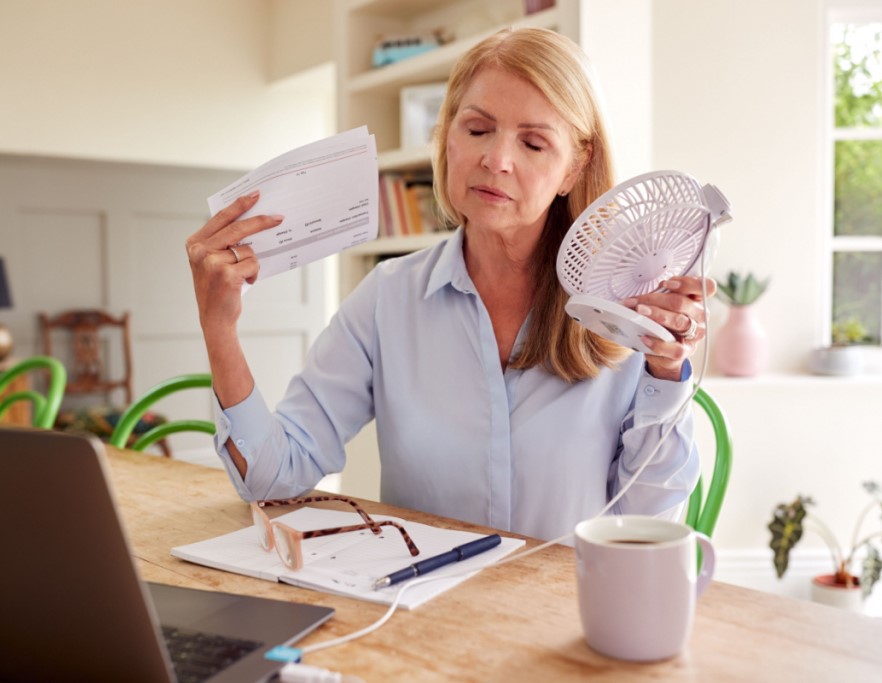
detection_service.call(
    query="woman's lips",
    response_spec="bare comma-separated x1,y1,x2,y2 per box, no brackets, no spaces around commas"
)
472,185,512,201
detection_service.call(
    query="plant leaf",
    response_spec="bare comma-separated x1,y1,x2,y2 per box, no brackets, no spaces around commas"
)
768,498,808,578
716,271,769,305
862,545,882,599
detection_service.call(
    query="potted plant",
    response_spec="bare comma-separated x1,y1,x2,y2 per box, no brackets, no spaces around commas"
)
768,481,882,612
716,271,771,308
712,271,771,377
809,316,869,376
831,316,870,346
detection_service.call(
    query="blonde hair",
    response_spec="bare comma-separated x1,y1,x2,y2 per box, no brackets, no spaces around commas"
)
432,27,631,382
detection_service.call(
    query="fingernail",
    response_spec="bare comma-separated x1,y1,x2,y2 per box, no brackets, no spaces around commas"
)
271,214,284,222
622,298,637,307
636,304,652,316
665,279,681,289
246,189,260,200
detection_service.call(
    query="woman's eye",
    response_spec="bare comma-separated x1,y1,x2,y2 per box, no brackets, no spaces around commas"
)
468,128,489,137
524,141,543,152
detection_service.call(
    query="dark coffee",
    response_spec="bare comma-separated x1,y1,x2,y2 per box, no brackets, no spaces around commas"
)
608,539,659,545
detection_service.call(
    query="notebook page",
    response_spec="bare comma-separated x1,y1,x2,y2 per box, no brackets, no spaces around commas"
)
171,507,525,609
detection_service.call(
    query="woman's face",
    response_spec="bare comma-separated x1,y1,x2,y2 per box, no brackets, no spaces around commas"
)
446,66,582,240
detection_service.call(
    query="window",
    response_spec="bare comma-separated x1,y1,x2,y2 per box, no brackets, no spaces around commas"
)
828,11,882,345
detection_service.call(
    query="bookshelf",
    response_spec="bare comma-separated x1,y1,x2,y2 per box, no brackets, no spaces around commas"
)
333,0,581,301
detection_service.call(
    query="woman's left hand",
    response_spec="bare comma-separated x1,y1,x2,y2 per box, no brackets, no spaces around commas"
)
621,276,717,381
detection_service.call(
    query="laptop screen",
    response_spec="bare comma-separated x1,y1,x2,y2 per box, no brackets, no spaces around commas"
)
0,427,333,683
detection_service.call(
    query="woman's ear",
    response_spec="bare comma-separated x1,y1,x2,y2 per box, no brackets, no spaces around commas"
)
559,145,590,196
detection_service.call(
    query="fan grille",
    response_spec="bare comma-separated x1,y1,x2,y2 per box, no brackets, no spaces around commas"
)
557,172,710,299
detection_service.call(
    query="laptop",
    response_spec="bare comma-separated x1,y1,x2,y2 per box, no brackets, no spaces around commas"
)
0,427,335,683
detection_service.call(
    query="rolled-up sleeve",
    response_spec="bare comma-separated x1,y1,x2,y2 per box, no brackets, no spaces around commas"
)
210,268,381,502
609,361,700,519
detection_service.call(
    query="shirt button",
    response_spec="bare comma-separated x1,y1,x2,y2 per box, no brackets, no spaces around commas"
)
235,439,245,448
644,386,657,396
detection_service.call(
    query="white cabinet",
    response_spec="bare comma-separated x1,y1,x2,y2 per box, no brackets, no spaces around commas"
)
333,0,581,299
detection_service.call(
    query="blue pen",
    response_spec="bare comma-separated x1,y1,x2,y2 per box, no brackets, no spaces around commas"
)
372,533,502,589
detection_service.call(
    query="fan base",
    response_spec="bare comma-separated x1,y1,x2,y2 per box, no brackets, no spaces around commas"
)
564,294,675,354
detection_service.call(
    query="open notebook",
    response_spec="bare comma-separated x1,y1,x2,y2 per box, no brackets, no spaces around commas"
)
172,508,525,610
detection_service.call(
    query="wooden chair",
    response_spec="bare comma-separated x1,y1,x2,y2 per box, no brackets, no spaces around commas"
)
685,387,733,538
0,355,67,428
39,309,133,402
39,309,170,455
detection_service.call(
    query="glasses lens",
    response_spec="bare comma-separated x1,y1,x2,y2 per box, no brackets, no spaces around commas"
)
251,506,271,550
272,525,298,569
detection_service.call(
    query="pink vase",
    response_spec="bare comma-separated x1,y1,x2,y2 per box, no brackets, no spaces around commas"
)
712,305,767,377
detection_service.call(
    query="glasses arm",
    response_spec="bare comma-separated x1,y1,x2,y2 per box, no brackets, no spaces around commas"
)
258,495,382,535
301,520,420,557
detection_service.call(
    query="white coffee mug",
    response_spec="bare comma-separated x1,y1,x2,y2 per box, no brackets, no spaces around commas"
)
574,515,715,662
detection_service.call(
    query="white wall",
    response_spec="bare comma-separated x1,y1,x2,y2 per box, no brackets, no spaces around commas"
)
651,0,825,370
580,0,653,179
0,0,335,169
0,0,338,480
640,0,882,596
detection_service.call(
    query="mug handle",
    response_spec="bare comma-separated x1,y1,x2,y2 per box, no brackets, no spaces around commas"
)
695,532,715,597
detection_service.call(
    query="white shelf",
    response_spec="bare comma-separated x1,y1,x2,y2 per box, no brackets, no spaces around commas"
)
347,232,450,256
345,0,454,15
378,146,432,172
346,5,563,96
702,371,882,386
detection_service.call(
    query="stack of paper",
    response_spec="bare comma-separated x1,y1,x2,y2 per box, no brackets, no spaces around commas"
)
207,126,378,283
171,508,525,610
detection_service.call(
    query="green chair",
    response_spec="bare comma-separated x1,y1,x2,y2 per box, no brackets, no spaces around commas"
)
0,356,67,429
109,373,215,452
685,386,733,537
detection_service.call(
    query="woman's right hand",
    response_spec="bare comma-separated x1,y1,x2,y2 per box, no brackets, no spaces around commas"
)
185,190,283,334
186,190,284,421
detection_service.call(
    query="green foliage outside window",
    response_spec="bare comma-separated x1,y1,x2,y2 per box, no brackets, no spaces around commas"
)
831,23,882,344
834,140,882,237
833,24,882,128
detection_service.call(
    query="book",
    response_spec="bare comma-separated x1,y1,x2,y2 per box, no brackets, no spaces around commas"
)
407,179,443,233
378,173,406,236
171,507,525,610
390,175,410,235
377,174,395,237
404,182,425,234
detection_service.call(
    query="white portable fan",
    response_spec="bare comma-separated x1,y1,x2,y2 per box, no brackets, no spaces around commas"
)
556,170,732,353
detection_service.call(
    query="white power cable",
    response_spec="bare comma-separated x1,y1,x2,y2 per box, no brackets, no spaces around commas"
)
277,218,721,683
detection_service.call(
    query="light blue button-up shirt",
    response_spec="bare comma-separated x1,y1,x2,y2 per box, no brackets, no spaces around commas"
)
213,228,699,541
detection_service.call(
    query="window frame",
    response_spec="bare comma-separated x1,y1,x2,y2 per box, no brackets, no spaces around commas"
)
823,2,882,345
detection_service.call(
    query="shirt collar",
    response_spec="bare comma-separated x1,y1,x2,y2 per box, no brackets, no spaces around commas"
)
424,226,475,298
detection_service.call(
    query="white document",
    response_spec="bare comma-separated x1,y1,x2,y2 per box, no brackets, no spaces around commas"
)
171,507,525,610
207,127,379,283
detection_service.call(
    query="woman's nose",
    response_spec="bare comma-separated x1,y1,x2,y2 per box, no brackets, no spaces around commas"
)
481,136,514,174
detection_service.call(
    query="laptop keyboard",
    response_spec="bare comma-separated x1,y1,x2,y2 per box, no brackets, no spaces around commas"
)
161,625,263,683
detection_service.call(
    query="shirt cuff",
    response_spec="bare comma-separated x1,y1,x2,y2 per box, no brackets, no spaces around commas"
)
211,385,277,500
634,360,694,425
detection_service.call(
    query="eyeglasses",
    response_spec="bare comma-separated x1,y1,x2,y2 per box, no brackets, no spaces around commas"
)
250,495,421,570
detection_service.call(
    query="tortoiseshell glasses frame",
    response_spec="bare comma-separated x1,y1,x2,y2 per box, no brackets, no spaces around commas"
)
250,495,420,570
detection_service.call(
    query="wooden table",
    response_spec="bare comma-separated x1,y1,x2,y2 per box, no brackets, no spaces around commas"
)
107,448,882,682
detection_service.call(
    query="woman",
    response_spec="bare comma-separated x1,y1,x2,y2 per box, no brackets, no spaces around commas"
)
186,28,714,541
